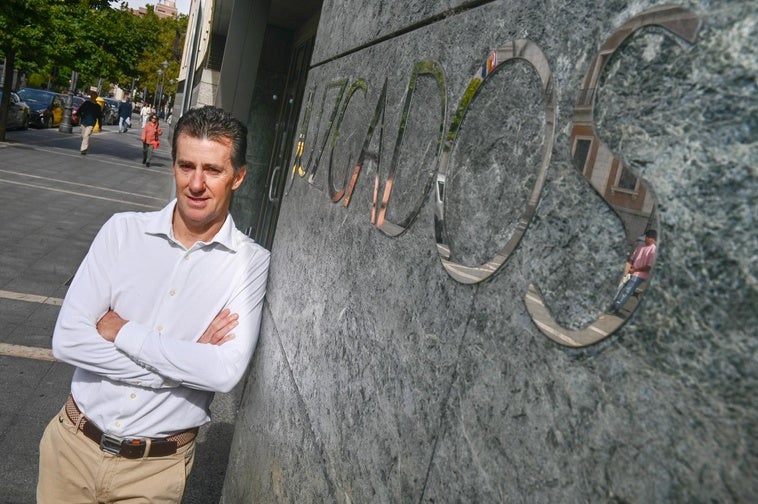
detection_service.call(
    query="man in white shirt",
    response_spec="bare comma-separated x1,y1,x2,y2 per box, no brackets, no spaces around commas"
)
37,106,270,503
140,103,152,127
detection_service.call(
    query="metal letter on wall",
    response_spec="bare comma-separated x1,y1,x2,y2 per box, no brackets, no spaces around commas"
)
347,79,390,210
434,39,556,283
304,79,348,187
328,79,368,202
525,6,701,347
374,60,447,237
286,87,315,196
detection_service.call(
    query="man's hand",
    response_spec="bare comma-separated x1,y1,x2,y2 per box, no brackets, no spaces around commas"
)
97,310,128,342
198,308,239,345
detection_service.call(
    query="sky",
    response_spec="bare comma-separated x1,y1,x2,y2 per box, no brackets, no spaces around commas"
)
123,0,191,15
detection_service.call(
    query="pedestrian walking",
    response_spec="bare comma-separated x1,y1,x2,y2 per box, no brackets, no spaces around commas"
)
118,96,133,133
141,114,162,167
140,103,152,128
77,92,104,155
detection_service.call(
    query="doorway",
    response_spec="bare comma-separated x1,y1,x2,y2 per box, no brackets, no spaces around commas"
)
231,1,321,250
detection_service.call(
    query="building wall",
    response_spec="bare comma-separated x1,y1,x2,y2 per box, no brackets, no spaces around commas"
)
222,0,756,501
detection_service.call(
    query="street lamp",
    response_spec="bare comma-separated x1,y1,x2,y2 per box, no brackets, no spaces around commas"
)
167,78,176,110
155,69,163,109
155,60,169,117
58,70,78,134
131,76,139,100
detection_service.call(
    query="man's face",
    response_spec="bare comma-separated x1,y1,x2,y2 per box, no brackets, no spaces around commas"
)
645,236,656,246
173,133,246,235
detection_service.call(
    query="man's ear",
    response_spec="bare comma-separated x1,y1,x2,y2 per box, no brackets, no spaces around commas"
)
232,166,247,191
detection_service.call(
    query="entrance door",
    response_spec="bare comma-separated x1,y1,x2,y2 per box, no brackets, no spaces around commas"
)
254,35,315,249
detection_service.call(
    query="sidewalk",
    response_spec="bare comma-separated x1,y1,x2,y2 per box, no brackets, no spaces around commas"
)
0,121,238,504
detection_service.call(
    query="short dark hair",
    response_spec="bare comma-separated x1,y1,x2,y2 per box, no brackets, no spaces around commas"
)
171,106,248,173
645,229,657,239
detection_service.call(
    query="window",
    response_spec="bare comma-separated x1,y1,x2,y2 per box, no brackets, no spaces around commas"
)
613,164,639,195
572,138,591,173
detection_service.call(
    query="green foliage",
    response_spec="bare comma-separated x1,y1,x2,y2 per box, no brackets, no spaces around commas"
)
0,0,186,97
0,0,63,68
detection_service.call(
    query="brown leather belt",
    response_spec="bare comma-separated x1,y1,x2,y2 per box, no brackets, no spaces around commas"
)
65,394,197,458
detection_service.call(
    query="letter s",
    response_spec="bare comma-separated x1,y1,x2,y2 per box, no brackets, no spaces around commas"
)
525,6,701,347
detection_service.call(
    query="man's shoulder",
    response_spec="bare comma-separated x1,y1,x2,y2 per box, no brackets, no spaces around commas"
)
231,229,270,261
104,209,161,231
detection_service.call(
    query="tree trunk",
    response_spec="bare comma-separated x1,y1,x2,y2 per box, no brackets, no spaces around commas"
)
0,49,16,142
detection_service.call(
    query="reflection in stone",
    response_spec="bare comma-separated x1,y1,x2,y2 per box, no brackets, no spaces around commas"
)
434,39,556,284
526,5,701,347
610,229,657,314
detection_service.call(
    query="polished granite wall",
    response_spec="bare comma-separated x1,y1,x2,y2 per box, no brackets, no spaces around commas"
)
222,0,756,501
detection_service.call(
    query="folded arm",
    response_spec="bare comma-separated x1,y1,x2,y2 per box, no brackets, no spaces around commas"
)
112,251,270,393
52,218,178,388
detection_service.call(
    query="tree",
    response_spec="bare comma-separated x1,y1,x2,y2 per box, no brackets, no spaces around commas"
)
0,0,186,140
0,0,65,139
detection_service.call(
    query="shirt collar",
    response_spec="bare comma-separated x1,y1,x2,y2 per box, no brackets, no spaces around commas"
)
145,199,239,252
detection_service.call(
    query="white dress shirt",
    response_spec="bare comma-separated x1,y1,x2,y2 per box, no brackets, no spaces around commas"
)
53,200,270,437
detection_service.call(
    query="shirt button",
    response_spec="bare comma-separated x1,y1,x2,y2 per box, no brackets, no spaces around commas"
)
130,393,136,399
156,324,164,332
115,421,121,428
184,254,190,261
169,289,176,296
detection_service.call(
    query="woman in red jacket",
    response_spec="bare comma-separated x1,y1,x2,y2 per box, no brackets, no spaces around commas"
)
141,114,163,167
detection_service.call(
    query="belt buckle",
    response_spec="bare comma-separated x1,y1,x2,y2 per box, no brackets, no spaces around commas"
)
99,432,124,455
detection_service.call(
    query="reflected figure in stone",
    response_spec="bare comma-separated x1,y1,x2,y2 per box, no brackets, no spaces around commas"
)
610,229,657,314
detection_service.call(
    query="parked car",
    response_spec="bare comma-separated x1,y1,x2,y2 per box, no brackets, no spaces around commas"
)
0,89,30,130
103,98,120,125
70,96,85,126
17,88,64,128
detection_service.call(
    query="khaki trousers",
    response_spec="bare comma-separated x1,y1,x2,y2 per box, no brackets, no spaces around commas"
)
80,125,94,152
37,405,196,504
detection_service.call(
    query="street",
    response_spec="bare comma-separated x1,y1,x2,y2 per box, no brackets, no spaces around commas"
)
0,120,238,504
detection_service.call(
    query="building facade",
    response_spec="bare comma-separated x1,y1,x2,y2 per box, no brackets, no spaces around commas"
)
177,0,756,501
133,0,179,19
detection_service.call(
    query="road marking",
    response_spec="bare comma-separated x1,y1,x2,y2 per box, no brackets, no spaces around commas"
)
0,169,167,201
0,343,56,362
0,178,163,209
0,290,64,306
28,145,171,174
0,138,172,175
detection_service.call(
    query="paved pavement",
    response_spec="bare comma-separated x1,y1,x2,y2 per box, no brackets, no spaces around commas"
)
0,120,240,504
